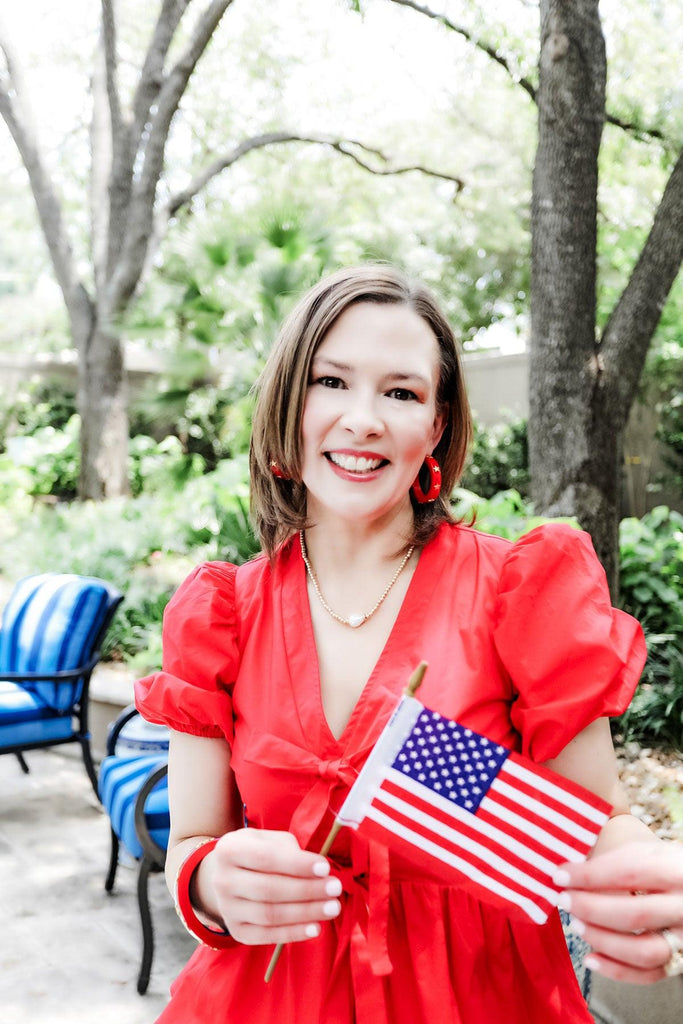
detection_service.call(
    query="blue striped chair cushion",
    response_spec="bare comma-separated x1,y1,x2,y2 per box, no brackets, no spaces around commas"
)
99,755,170,860
0,682,75,747
0,574,113,712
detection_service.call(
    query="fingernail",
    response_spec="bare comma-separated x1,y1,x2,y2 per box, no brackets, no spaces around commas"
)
305,923,320,938
556,892,572,912
312,860,330,877
553,869,571,887
323,899,341,917
570,917,586,936
325,877,342,897
584,955,600,973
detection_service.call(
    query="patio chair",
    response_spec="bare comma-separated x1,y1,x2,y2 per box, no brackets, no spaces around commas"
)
99,705,170,994
0,572,123,796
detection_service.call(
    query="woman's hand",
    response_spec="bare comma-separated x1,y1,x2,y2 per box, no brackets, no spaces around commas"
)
196,828,342,945
554,841,683,984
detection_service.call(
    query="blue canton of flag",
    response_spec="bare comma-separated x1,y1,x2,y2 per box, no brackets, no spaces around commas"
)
394,710,509,813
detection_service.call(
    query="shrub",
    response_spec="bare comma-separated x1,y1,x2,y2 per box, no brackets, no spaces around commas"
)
460,419,530,499
2,415,80,500
0,456,258,671
450,487,577,539
613,507,683,749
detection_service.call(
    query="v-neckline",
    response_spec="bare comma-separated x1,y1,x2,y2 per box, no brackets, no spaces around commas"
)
282,529,444,752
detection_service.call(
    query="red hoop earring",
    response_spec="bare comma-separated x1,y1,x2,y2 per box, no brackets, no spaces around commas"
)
411,455,441,504
270,460,289,480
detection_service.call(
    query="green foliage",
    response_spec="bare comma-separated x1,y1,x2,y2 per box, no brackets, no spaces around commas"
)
460,419,529,499
0,379,80,500
0,457,258,672
0,377,77,441
614,507,683,749
128,434,207,497
1,415,80,500
450,487,578,539
619,507,683,633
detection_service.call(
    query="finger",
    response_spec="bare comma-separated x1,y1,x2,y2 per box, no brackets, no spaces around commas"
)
558,890,683,933
582,952,671,986
229,919,327,946
216,830,331,878
224,870,343,906
227,895,342,930
573,919,677,974
554,842,683,893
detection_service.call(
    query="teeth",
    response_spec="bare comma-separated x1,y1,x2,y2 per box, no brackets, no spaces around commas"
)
329,453,382,473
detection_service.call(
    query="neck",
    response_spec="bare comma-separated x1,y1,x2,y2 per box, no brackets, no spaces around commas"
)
302,506,414,572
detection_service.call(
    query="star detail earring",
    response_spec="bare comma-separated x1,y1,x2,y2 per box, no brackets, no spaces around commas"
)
270,460,289,480
411,455,441,504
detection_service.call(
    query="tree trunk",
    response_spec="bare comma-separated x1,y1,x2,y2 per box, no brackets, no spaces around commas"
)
76,319,130,500
529,1,619,588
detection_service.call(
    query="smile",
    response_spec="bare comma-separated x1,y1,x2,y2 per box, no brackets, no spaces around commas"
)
326,452,388,473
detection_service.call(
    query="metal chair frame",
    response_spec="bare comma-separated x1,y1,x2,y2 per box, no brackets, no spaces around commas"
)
103,705,169,994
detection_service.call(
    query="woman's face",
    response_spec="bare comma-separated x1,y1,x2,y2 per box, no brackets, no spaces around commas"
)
300,301,445,531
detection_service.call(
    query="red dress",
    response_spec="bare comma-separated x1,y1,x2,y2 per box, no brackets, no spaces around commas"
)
136,522,645,1024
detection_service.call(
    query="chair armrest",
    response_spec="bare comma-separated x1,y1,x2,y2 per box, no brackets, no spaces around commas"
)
0,655,99,684
134,762,169,868
106,703,143,756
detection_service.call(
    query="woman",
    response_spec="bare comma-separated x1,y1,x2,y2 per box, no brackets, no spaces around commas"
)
136,265,682,1022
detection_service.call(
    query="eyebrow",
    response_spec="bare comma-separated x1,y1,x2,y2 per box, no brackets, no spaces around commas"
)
311,357,351,372
311,357,431,388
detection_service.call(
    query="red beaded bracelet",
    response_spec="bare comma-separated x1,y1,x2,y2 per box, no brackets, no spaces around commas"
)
174,837,234,950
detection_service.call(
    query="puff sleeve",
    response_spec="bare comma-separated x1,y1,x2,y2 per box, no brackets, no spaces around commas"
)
492,523,646,763
135,562,239,743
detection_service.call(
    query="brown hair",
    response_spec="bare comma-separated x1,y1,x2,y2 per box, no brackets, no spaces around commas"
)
250,264,472,556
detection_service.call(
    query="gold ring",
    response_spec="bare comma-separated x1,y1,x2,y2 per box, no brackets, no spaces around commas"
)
661,928,683,978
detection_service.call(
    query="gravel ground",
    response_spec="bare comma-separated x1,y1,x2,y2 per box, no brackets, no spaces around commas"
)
615,743,683,840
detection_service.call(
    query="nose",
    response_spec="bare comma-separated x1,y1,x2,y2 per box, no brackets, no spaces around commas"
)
339,389,385,438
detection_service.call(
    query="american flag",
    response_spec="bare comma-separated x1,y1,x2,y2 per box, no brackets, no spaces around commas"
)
336,695,612,924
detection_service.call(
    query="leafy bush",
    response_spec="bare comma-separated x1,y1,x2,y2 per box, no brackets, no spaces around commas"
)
618,507,683,633
450,487,577,539
0,456,258,672
460,419,529,499
0,377,77,446
1,415,80,500
614,507,683,749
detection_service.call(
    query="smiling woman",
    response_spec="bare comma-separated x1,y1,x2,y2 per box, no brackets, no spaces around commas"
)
135,265,681,1024
249,265,471,556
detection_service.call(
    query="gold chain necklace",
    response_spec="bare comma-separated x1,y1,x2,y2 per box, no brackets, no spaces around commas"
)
299,530,415,629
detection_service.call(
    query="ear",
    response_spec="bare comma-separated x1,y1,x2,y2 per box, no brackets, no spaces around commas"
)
429,408,447,451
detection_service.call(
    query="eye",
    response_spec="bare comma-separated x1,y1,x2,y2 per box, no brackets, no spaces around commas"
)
315,376,346,390
387,387,418,402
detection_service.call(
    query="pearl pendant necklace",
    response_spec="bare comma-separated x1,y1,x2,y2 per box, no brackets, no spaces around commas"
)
299,531,415,629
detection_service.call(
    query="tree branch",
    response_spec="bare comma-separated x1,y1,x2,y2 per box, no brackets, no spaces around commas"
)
100,0,122,142
107,0,190,279
387,0,537,102
165,131,465,218
601,148,683,421
385,0,667,142
90,29,113,300
0,16,93,341
130,0,189,152
109,0,234,312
